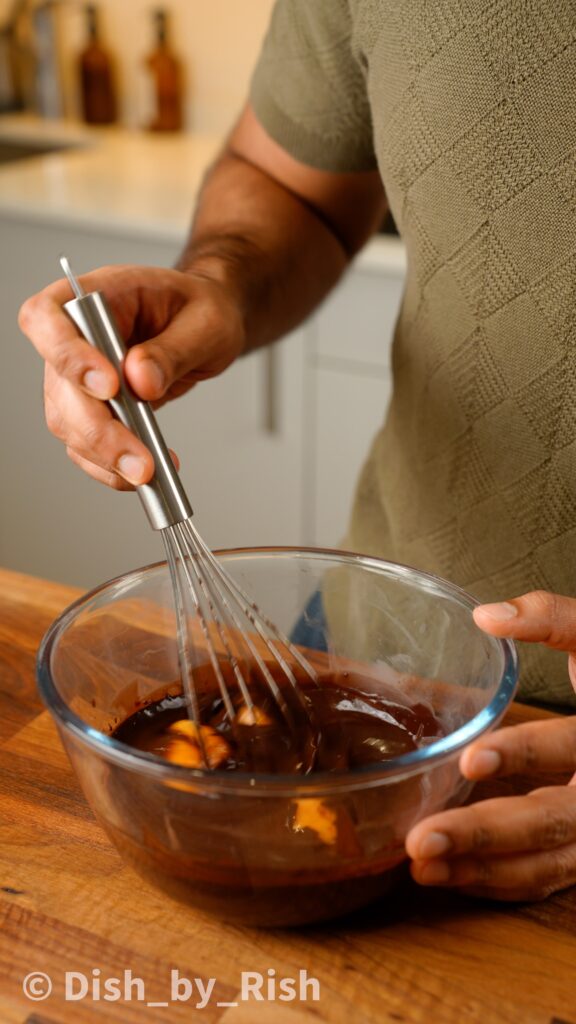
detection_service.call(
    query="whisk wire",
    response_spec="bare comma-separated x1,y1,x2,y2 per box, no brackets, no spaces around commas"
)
171,522,256,720
162,532,209,767
190,526,321,714
194,528,319,684
176,522,298,731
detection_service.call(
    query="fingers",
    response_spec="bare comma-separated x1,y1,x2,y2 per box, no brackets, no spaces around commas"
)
19,265,181,401
66,447,136,491
410,843,576,901
20,265,246,489
46,368,155,487
406,787,576,901
473,590,576,651
410,538,576,903
19,277,119,401
65,445,180,489
20,264,244,403
19,265,177,406
407,786,576,859
20,265,218,489
474,589,576,693
457,717,576,780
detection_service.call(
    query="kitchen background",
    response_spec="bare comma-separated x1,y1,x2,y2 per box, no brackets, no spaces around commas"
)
2,0,275,131
0,0,405,589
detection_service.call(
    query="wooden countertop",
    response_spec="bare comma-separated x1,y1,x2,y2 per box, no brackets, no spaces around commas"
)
1,567,575,1024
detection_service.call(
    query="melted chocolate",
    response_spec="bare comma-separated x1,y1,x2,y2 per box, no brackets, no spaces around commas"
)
104,668,448,925
112,673,442,774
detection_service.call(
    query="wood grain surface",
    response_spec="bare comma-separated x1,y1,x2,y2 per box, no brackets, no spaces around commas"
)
1,567,575,1024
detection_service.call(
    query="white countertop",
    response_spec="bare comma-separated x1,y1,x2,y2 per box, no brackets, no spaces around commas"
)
0,114,405,271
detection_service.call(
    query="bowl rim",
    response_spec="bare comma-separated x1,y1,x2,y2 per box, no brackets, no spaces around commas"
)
36,546,518,795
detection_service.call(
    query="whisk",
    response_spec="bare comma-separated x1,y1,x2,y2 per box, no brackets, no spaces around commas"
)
59,257,319,770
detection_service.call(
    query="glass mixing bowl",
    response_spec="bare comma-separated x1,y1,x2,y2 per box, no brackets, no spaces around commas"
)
37,548,518,926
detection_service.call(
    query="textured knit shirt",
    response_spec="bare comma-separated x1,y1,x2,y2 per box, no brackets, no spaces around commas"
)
250,0,576,706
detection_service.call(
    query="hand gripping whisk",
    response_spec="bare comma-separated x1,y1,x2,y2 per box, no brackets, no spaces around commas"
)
60,256,319,771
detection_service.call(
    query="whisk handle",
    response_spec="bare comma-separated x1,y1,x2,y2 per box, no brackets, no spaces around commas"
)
63,290,193,530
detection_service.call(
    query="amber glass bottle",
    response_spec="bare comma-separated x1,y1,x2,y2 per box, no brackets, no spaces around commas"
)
79,4,117,125
144,8,183,132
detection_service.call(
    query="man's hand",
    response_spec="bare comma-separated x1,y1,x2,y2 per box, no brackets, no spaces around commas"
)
18,265,246,490
406,591,576,901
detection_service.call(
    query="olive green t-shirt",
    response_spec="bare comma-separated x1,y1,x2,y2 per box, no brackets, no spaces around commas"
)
250,0,576,707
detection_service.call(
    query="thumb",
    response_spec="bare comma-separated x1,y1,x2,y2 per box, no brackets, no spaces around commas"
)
473,590,576,695
123,296,242,403
123,321,201,402
473,591,576,651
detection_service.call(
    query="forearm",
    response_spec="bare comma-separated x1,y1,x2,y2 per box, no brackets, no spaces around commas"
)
175,148,350,352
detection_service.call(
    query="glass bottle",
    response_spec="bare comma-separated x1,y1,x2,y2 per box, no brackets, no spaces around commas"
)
79,3,117,125
144,8,183,132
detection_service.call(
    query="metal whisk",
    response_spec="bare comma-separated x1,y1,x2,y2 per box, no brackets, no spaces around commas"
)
60,257,319,769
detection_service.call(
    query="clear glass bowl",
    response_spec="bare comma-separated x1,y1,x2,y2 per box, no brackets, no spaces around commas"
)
37,548,518,926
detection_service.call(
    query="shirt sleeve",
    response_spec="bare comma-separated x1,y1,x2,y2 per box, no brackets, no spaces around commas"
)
249,0,377,172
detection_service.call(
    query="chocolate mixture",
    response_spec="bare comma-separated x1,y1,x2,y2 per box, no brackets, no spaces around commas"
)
106,667,447,925
112,671,443,774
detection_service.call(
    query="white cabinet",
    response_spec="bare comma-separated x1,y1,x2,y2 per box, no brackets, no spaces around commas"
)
0,214,404,588
303,251,405,547
315,257,404,369
306,363,392,547
163,328,306,552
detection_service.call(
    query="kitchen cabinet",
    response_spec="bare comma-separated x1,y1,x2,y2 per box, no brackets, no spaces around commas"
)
303,252,404,547
306,361,392,547
0,207,404,588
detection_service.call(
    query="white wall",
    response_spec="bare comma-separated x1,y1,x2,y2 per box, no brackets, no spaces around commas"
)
58,0,274,135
